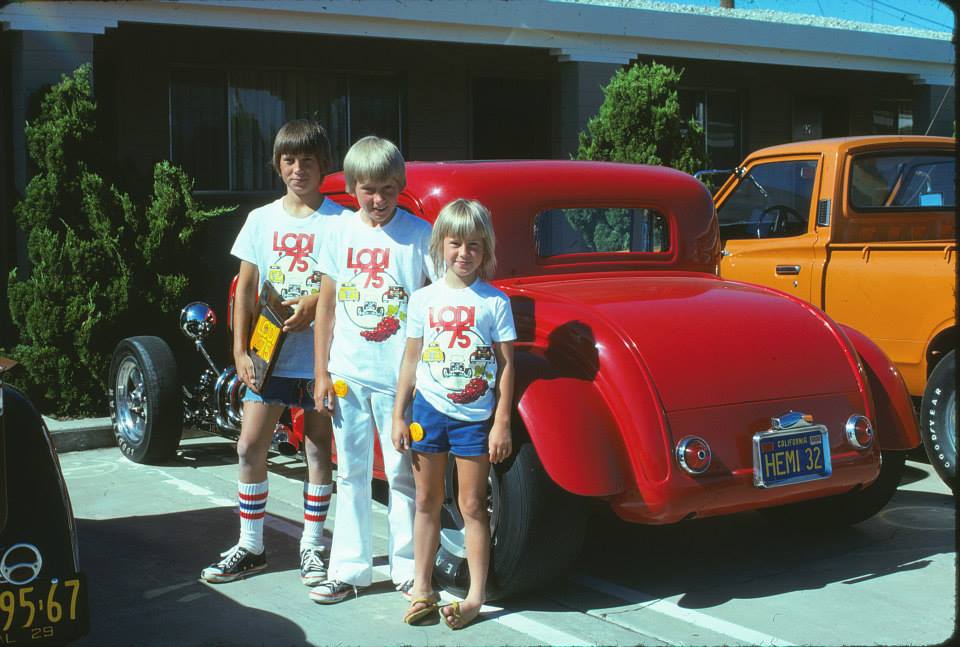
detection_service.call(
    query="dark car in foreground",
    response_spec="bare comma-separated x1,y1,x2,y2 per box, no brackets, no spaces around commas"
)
1,358,89,645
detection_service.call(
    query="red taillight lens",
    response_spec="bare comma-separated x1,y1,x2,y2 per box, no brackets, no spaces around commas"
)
676,436,711,474
845,415,874,449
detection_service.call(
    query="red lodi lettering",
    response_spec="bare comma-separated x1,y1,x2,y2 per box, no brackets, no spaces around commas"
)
272,232,316,272
429,306,476,348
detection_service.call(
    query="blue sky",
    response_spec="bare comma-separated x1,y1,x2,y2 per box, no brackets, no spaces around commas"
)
668,0,954,32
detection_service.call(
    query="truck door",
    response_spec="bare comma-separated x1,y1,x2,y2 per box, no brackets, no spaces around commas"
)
716,157,821,300
824,149,956,395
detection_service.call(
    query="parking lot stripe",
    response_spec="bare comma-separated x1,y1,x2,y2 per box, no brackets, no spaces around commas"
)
371,566,600,647
574,575,794,647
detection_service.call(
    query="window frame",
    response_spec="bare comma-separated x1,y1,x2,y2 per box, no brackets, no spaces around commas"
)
716,155,822,241
167,65,405,194
846,150,956,214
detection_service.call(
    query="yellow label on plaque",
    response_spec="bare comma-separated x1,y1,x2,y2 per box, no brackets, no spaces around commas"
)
250,315,281,361
333,380,349,397
409,422,424,442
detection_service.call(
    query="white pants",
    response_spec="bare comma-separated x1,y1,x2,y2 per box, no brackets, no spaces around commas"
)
328,376,415,586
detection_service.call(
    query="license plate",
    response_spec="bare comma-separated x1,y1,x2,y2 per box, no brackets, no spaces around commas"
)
753,425,832,488
0,573,88,645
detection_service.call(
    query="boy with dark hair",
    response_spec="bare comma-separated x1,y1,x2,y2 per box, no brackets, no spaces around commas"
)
201,119,346,586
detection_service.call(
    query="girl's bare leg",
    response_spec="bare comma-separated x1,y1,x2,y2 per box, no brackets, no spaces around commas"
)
410,450,447,608
443,453,490,627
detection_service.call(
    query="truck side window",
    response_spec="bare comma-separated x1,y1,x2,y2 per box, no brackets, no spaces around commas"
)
535,207,669,256
841,153,955,243
716,160,818,241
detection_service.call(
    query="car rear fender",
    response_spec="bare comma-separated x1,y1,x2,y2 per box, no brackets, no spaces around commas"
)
513,352,630,497
839,324,921,450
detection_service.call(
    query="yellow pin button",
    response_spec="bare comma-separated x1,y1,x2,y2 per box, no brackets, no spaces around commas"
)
333,380,349,397
409,422,424,442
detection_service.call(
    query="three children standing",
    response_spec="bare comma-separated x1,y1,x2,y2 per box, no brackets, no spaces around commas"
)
203,121,515,631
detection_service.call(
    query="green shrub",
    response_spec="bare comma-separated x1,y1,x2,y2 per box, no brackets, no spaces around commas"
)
5,64,232,417
574,62,707,252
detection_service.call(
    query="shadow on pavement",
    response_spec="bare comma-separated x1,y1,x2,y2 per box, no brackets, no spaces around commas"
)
72,508,308,647
574,484,954,610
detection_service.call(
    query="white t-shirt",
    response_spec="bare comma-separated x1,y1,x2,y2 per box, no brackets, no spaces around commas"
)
230,197,347,379
318,208,436,394
406,279,516,421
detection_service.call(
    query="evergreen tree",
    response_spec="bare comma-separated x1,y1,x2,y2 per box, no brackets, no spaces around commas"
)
6,64,231,416
573,62,708,253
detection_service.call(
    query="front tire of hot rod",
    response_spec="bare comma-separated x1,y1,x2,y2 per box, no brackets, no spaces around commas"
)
920,350,956,492
433,442,587,601
109,336,183,464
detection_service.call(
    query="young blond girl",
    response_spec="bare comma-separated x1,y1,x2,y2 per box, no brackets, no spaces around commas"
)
391,198,516,629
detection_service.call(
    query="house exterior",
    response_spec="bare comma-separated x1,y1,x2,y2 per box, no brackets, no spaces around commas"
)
0,0,954,342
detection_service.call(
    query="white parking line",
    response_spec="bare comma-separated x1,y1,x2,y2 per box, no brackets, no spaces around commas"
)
574,575,794,647
371,565,599,647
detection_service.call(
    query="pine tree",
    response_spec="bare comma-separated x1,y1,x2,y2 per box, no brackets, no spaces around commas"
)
6,64,231,416
573,61,708,252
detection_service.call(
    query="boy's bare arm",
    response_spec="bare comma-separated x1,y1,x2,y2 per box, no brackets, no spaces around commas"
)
312,275,337,413
233,261,259,390
391,337,423,452
489,341,515,464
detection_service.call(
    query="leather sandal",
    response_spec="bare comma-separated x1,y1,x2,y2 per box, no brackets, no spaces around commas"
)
403,597,438,625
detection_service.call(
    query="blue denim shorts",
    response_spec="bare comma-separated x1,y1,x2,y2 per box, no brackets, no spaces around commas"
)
410,392,491,457
242,376,316,410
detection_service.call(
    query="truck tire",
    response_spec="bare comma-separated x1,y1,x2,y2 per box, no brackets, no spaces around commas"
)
433,442,587,601
920,350,956,492
761,449,907,528
109,336,183,464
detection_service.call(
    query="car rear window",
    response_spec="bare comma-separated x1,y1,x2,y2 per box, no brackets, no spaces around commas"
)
849,153,955,210
534,207,669,257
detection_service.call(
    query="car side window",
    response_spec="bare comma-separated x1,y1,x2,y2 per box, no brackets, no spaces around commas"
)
535,207,669,256
717,160,817,241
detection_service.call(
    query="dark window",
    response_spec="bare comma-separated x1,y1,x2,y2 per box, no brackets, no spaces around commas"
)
850,153,955,209
171,70,228,190
872,99,913,135
473,77,551,159
680,88,742,170
171,69,402,191
717,160,818,240
535,208,669,256
793,95,849,140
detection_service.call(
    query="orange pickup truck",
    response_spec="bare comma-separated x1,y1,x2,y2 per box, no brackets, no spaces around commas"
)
711,136,955,490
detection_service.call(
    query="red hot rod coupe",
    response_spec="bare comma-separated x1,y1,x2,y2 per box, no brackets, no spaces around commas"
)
110,160,920,599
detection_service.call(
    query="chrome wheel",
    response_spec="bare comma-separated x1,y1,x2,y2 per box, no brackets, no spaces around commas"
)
114,357,148,446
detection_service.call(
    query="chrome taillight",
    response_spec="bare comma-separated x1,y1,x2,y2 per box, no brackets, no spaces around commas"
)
845,415,874,449
676,436,712,474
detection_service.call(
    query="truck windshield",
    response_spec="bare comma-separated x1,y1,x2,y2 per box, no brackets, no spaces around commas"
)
717,159,818,240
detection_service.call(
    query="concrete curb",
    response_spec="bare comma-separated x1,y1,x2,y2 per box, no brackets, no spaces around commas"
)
44,416,117,453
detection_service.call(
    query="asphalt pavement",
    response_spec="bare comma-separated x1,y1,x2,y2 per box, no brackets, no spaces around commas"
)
52,423,957,647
